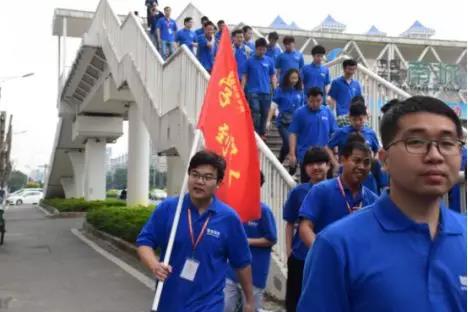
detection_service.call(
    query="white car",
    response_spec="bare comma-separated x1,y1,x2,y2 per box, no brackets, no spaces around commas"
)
7,191,43,205
150,189,167,200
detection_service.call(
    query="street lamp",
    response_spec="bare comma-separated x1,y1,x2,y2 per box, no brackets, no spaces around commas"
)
0,72,35,84
0,73,35,100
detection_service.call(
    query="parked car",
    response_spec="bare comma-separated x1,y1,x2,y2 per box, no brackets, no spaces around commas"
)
7,191,44,205
150,189,167,200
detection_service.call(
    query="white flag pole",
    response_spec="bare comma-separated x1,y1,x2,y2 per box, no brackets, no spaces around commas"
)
151,129,203,311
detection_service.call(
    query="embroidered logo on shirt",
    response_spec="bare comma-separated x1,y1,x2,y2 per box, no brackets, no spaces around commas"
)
206,228,221,238
247,221,258,227
459,275,467,291
321,116,328,121
320,73,326,77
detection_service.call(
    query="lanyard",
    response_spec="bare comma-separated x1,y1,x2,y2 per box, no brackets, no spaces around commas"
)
187,207,211,251
337,177,362,214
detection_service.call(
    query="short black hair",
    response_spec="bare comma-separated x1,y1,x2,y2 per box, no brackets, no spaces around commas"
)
349,101,367,117
201,16,209,23
204,21,215,28
380,96,463,148
164,6,170,10
380,98,400,114
302,147,330,166
280,68,303,91
283,35,295,45
242,25,252,33
351,95,365,105
268,31,279,41
255,38,267,48
260,171,265,187
184,17,192,24
343,59,357,69
307,87,323,98
346,132,366,144
188,150,226,182
340,140,372,158
217,20,225,26
232,29,243,37
311,45,326,55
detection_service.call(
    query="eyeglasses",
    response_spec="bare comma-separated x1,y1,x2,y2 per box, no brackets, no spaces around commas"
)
385,137,465,156
189,171,218,183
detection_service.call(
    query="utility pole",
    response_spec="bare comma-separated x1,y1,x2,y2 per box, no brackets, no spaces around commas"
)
0,113,12,190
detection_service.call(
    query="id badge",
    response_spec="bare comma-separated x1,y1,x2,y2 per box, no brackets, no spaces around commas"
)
180,258,199,282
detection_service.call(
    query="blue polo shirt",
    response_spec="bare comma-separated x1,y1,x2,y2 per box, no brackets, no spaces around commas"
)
328,125,380,153
328,76,362,116
272,87,304,125
266,45,282,64
175,28,197,51
275,50,304,81
283,182,314,260
150,12,165,34
156,17,177,42
197,35,217,72
246,39,255,51
227,203,277,289
299,177,378,233
233,44,251,79
136,194,251,312
449,146,467,212
298,193,467,312
301,63,330,93
195,27,204,36
244,55,275,94
288,105,338,162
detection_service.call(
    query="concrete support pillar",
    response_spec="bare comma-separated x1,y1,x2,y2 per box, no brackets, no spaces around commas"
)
127,104,150,206
67,151,85,198
60,177,76,198
166,156,187,196
84,138,106,200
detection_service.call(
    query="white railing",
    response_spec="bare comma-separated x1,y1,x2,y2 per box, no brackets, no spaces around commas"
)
326,55,412,132
80,0,295,274
327,56,466,213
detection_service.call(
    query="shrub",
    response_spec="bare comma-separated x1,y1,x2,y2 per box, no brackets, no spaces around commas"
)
86,205,155,243
41,198,126,212
106,189,120,198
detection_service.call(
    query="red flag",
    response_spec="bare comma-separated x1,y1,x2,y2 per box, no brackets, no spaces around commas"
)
197,26,261,222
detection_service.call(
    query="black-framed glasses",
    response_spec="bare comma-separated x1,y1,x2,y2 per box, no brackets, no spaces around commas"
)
189,171,218,183
385,137,465,156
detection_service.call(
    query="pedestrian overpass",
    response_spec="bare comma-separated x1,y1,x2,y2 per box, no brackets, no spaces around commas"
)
46,0,465,299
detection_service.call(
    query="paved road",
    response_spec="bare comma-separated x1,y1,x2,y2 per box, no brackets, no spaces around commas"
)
0,204,154,312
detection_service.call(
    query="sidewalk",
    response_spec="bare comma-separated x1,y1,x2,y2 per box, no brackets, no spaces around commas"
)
0,204,153,312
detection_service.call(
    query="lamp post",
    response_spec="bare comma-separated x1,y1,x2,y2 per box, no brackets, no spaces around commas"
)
0,72,35,102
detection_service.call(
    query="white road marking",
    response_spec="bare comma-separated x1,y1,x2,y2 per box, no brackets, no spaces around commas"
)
70,228,155,290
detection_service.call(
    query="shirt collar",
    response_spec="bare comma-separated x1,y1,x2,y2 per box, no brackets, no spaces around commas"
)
373,192,464,235
335,176,363,200
340,76,354,84
185,193,218,215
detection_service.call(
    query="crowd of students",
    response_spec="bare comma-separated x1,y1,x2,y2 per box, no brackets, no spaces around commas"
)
137,2,466,311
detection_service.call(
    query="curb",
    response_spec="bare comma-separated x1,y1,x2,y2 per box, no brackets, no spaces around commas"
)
37,203,87,218
82,221,140,260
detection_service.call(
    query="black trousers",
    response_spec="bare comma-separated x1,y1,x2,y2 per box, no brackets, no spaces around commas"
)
285,255,305,312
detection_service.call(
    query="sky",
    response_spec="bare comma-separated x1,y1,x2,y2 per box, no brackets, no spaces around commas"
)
0,0,466,175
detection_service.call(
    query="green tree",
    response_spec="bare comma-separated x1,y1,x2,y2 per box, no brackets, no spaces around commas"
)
106,172,113,190
8,170,28,192
26,181,41,188
112,168,127,189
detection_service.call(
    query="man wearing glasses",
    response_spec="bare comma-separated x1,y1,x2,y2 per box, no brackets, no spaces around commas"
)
136,150,255,312
298,96,467,311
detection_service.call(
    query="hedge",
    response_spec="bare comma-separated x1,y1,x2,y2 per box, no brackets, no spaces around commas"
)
41,198,126,212
86,205,155,243
106,189,120,198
